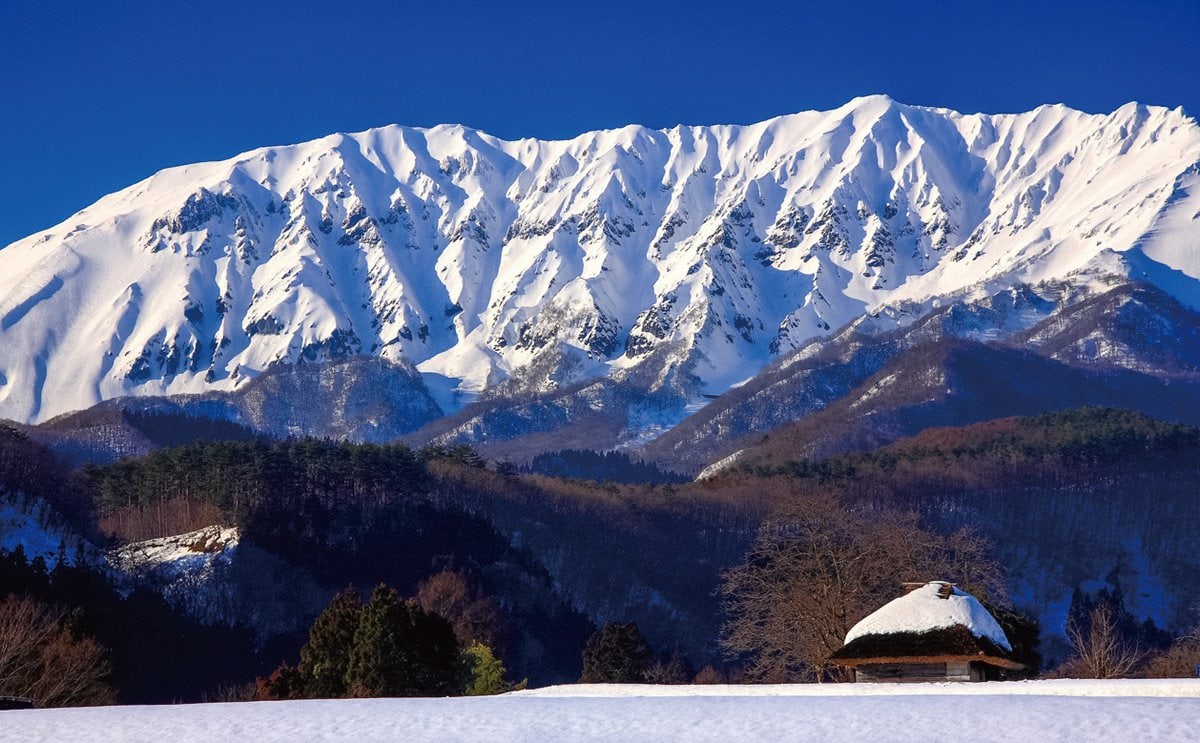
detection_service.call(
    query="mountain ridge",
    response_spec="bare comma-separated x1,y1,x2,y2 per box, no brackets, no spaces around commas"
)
2,96,1198,426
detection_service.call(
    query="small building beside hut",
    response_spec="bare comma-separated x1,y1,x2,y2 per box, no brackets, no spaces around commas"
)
828,580,1022,683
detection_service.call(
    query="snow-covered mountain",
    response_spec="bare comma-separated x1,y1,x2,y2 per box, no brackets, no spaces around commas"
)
2,95,1198,425
645,282,1200,474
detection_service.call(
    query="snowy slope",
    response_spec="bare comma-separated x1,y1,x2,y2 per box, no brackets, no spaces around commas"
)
2,97,1198,424
106,525,244,625
4,680,1198,743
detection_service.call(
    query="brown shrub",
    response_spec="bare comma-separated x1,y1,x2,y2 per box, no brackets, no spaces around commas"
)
692,665,726,684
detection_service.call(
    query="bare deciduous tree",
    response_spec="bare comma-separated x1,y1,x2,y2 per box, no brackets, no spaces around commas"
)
720,495,1004,682
0,595,114,707
415,570,502,649
1063,603,1145,679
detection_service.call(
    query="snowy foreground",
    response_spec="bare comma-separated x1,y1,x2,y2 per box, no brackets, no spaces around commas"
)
4,679,1198,743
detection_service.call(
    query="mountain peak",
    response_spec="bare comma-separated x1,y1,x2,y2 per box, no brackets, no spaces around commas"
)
842,92,900,109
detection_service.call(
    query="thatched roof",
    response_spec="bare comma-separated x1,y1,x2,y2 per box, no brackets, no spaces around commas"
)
843,582,1011,649
828,623,1024,670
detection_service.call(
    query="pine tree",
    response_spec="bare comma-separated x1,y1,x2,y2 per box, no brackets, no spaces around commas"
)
345,584,460,697
580,622,653,683
298,587,362,698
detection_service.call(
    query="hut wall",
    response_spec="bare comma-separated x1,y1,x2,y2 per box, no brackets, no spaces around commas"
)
945,661,986,682
855,663,946,683
855,661,987,683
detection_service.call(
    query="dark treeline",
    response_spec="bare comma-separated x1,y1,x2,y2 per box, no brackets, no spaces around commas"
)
750,408,1200,484
80,440,598,685
523,449,689,485
738,408,1200,536
86,439,432,545
88,439,431,522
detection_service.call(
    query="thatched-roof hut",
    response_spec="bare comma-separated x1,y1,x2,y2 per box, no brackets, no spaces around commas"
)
829,581,1022,682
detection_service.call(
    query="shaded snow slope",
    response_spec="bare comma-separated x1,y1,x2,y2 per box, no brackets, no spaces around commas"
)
0,494,94,568
843,582,1011,649
5,679,1197,743
1,97,1199,424
107,525,242,625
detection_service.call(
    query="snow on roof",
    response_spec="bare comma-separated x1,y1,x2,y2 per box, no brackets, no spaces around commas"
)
843,581,1011,651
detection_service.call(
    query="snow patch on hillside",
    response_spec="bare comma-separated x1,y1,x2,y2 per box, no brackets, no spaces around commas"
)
696,449,745,479
108,525,241,621
109,525,238,580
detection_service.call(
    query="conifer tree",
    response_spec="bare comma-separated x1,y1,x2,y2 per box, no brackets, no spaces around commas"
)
580,622,652,683
460,642,524,695
986,604,1042,678
345,584,460,697
298,587,362,698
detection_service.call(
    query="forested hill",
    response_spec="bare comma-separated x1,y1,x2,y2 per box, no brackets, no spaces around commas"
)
76,438,756,683
719,407,1200,638
3,407,1200,699
743,407,1200,482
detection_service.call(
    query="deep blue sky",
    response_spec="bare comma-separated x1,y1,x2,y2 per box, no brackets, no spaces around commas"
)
2,0,1197,247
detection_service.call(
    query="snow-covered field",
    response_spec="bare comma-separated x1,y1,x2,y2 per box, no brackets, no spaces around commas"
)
4,679,1198,742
